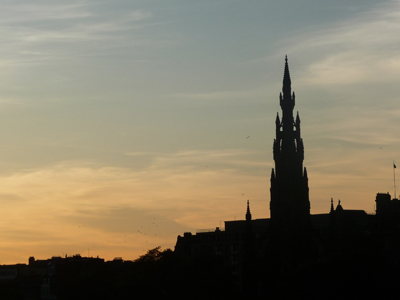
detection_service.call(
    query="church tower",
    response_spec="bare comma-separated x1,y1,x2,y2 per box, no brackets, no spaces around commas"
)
270,56,311,235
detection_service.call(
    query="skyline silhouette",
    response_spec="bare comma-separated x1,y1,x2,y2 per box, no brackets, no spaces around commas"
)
1,56,399,299
174,58,400,299
0,1,399,264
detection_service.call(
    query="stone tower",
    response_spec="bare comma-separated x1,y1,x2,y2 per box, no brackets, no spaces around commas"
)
270,56,311,236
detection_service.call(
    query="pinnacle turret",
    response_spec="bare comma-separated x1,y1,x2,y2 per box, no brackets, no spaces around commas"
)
275,113,280,126
246,200,252,221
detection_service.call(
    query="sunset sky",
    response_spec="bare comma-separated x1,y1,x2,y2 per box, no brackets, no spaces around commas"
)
0,0,400,264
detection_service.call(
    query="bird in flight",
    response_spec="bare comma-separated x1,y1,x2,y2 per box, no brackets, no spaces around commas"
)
245,136,250,139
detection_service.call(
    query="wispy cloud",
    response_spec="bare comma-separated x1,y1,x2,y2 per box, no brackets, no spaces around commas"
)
0,3,155,68
282,2,400,87
173,88,266,102
0,3,91,23
0,149,268,263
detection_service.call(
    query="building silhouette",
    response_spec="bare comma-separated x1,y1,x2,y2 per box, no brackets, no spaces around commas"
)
174,57,400,298
175,56,316,290
270,56,311,234
2,57,400,300
270,56,314,266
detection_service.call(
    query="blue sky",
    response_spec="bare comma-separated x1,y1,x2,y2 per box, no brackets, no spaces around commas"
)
0,0,399,264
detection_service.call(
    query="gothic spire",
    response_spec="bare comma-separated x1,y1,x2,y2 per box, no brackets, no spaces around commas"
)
270,56,311,246
280,56,295,119
282,55,291,95
246,200,252,221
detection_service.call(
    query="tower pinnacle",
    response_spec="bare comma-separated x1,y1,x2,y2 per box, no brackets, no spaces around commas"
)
283,55,291,94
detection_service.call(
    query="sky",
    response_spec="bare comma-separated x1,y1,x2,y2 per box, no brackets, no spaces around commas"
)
0,0,400,264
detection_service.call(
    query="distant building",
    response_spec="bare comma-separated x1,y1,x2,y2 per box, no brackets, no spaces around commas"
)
175,201,270,286
0,255,106,300
376,192,400,231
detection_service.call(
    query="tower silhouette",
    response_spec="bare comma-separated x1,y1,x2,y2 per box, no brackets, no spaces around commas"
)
270,56,312,241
